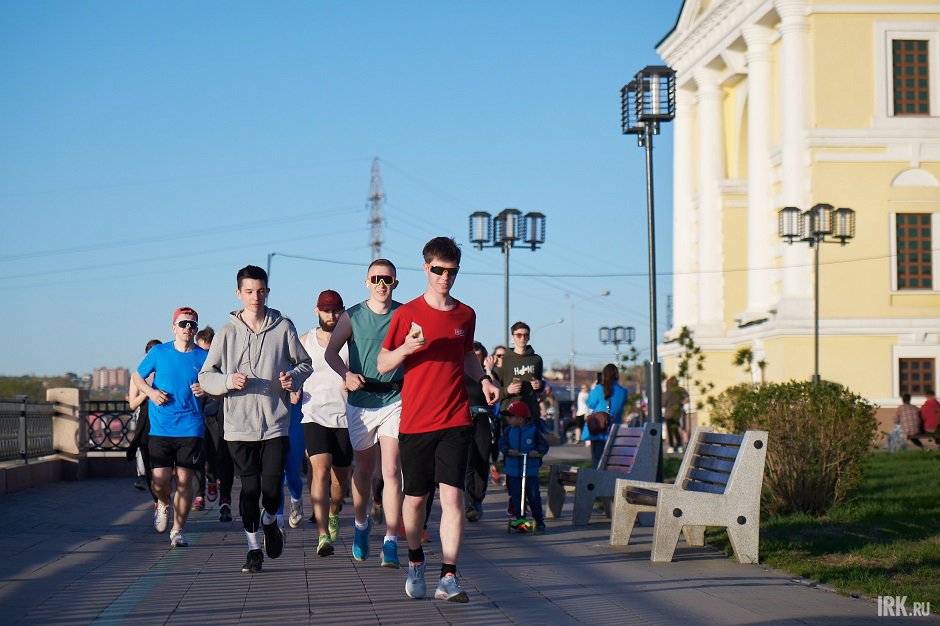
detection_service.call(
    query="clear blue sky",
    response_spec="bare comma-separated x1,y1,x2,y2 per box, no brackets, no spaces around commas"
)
0,0,683,377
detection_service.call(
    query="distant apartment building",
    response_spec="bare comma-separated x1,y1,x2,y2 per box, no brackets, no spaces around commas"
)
92,367,129,391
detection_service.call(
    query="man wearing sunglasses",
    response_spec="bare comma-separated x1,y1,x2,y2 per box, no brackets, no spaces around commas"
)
379,236,500,604
131,307,208,549
495,321,544,426
325,258,406,569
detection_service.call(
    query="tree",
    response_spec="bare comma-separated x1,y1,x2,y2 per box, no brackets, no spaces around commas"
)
732,347,767,384
674,326,714,410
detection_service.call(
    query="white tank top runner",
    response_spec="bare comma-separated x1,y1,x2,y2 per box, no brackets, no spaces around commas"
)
300,329,349,428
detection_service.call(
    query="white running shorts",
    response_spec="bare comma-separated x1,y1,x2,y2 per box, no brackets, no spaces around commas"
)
346,401,402,451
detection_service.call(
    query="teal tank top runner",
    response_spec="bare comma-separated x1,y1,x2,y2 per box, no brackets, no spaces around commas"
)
347,300,403,408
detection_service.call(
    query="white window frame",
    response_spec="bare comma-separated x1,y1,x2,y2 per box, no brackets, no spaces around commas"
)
890,212,940,293
874,22,940,128
893,346,939,401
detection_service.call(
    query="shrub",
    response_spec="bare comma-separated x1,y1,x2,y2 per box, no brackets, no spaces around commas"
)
710,380,877,517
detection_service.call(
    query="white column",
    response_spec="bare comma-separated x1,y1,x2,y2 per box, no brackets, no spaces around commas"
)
672,85,698,331
775,0,813,314
743,24,775,317
694,67,725,329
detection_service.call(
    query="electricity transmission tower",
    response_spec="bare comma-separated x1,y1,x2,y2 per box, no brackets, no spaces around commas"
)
368,158,385,261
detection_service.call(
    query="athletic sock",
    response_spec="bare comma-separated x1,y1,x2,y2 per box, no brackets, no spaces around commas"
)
246,530,262,550
408,547,425,563
354,519,369,530
261,511,277,526
441,563,457,578
384,535,397,543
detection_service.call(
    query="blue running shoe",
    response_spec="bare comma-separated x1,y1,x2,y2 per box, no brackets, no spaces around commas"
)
352,518,372,561
405,561,427,599
381,539,400,568
435,573,469,603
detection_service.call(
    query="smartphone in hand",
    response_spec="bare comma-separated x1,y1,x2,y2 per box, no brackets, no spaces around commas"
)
409,322,424,341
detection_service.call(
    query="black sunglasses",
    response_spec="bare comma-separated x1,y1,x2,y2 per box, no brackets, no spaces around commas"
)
369,275,397,287
429,265,459,277
177,320,198,330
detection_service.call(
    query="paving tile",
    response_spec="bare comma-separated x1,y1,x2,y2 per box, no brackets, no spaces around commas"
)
0,460,933,625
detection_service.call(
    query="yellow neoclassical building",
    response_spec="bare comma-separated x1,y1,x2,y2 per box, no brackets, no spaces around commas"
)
656,0,940,417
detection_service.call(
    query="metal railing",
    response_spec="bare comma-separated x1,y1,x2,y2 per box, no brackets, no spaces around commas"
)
0,398,56,462
86,400,134,451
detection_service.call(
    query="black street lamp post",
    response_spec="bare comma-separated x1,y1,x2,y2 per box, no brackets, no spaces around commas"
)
778,203,856,383
599,325,636,364
621,65,676,426
470,209,546,347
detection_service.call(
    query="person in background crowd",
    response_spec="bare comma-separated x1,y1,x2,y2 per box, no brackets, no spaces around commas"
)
895,393,923,448
126,339,162,501
920,388,940,435
196,326,235,522
495,322,543,426
582,363,628,469
464,341,498,522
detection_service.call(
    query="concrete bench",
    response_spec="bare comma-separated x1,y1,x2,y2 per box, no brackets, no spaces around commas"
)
609,427,768,563
547,422,659,525
909,432,940,450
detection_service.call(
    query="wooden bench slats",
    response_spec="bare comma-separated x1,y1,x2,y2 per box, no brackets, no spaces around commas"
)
700,432,744,446
686,467,732,487
696,443,741,460
692,455,736,473
682,479,728,494
607,458,633,474
548,422,659,525
610,427,769,564
610,435,643,446
607,445,638,457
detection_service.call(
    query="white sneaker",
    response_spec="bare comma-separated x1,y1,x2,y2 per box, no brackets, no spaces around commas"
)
288,500,303,529
169,529,188,548
153,502,170,533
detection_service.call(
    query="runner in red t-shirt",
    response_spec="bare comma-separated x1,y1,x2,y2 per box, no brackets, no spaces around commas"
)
378,236,499,604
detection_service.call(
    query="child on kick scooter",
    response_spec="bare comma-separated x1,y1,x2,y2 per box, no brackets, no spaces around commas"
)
499,401,549,534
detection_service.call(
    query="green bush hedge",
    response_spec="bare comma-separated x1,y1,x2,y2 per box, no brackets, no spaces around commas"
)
710,380,877,517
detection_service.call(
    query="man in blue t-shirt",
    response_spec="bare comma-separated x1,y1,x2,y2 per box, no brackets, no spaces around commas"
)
132,306,208,548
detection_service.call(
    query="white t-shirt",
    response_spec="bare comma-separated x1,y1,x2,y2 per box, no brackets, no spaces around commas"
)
301,329,349,428
577,389,590,417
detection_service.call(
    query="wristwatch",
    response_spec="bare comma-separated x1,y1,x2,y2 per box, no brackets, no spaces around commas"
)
479,374,493,385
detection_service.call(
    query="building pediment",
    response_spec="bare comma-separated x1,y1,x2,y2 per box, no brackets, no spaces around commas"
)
657,0,779,83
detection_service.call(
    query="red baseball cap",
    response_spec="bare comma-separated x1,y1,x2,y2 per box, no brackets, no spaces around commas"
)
316,290,344,311
507,401,530,418
173,307,198,323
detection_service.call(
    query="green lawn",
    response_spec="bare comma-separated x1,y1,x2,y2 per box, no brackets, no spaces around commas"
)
709,450,940,602
541,450,939,601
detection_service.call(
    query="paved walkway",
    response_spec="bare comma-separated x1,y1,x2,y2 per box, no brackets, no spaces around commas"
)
0,445,925,625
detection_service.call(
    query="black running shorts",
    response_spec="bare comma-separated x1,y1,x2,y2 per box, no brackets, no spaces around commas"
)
399,426,471,496
303,422,354,467
148,435,203,469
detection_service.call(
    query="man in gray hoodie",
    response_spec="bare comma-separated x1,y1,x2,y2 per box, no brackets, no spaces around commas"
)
199,265,312,574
